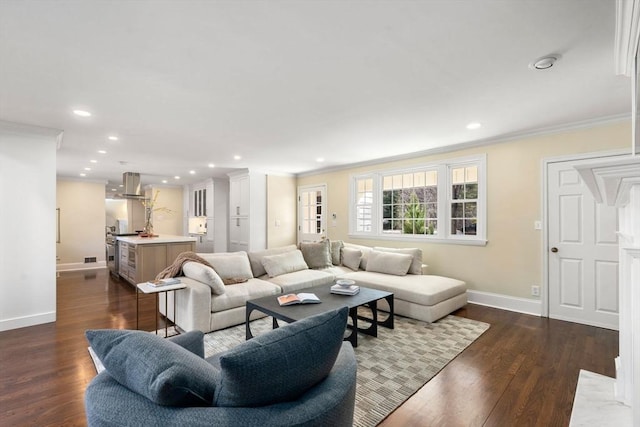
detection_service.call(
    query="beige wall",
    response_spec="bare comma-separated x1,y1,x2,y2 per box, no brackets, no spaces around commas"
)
56,179,107,266
105,199,127,228
267,175,297,248
297,120,630,299
147,186,184,236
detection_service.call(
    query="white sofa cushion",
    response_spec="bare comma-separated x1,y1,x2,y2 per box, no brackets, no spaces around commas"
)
248,245,297,278
338,271,466,306
373,246,423,275
211,278,280,312
299,240,332,269
199,252,253,283
261,250,309,278
365,250,413,276
264,269,335,293
341,247,362,271
182,262,226,295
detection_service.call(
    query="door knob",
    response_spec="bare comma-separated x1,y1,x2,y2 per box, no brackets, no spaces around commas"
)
550,247,558,253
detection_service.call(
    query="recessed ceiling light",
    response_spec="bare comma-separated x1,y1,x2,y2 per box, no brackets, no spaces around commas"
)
73,109,91,117
174,176,181,180
316,157,325,162
189,170,196,175
84,167,91,171
233,155,241,160
98,150,107,154
79,173,86,177
208,163,215,168
466,122,482,130
529,54,560,70
111,188,117,191
90,159,97,163
108,135,119,141
162,180,168,184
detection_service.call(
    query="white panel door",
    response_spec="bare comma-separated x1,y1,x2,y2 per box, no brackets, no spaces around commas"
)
547,160,619,330
298,185,326,243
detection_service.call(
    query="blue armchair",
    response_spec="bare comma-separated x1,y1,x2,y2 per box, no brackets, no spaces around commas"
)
85,307,356,427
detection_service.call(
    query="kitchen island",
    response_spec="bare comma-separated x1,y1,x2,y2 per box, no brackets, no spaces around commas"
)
116,235,196,285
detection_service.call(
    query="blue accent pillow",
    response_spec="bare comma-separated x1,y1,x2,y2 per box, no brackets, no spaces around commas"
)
85,329,218,406
168,330,205,357
213,306,348,407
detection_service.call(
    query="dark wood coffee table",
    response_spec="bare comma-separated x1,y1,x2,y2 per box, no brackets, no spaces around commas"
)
245,285,394,347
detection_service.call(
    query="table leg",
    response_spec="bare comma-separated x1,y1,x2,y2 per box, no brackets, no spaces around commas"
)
346,307,359,347
155,293,159,335
164,290,168,338
378,295,394,329
246,305,254,340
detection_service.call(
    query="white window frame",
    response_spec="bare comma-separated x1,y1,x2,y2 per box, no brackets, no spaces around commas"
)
348,154,487,246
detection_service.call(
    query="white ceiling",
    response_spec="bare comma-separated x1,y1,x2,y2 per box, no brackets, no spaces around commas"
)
0,0,631,193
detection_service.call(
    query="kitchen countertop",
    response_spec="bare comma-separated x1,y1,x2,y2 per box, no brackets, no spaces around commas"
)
115,235,197,245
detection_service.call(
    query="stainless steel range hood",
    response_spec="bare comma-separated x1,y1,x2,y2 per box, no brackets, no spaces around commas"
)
118,172,146,199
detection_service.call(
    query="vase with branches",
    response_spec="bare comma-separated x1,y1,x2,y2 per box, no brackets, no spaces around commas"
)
140,190,173,236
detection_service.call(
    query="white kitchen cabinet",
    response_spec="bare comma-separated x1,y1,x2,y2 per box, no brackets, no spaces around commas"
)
228,170,266,252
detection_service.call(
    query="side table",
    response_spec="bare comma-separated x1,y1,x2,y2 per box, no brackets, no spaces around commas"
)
136,282,186,338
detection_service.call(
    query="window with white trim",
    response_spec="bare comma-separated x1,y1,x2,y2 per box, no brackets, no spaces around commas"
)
349,154,486,245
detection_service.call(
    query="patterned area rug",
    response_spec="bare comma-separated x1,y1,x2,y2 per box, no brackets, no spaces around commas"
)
204,313,489,426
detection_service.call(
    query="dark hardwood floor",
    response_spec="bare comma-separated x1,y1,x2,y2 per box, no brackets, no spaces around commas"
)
0,269,618,426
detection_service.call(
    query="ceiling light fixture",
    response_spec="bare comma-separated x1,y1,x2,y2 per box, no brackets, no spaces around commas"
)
162,180,168,184
233,155,242,160
90,159,97,163
529,54,560,70
174,176,181,180
108,136,119,141
208,163,215,168
79,173,86,177
98,150,107,154
84,167,91,171
73,109,91,117
466,122,482,130
189,170,196,175
316,157,325,162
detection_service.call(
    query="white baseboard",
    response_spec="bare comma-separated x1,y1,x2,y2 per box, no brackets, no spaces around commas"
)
467,290,542,316
0,311,56,332
56,261,106,272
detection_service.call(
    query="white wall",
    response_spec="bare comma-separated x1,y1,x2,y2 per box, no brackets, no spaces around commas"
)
0,121,59,331
56,179,107,270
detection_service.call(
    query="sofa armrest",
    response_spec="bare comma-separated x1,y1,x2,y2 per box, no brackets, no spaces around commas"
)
173,277,212,332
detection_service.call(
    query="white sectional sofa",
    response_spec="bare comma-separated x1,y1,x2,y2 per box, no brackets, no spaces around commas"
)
163,240,467,333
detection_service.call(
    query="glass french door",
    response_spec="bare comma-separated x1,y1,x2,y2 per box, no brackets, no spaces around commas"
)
298,185,326,243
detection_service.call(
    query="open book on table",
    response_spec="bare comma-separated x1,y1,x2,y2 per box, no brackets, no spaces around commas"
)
277,293,321,306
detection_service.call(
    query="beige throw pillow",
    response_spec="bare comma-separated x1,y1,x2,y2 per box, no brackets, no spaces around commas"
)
261,250,309,278
199,252,254,282
247,245,297,278
365,250,413,276
299,240,332,269
182,262,226,295
373,247,423,275
341,247,363,271
329,240,344,266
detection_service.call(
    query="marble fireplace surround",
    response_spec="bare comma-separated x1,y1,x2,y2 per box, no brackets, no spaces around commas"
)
574,156,640,426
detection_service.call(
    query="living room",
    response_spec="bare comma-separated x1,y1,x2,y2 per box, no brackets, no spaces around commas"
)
2,1,640,426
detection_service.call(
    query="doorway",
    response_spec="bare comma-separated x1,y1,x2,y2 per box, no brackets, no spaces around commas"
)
297,184,326,243
545,156,620,330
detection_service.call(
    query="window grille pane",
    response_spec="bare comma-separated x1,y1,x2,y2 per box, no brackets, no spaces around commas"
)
452,184,465,200
425,170,437,186
465,166,478,183
465,183,478,199
452,168,465,184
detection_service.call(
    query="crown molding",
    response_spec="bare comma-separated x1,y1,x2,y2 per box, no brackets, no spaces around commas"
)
615,0,640,76
297,114,629,178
